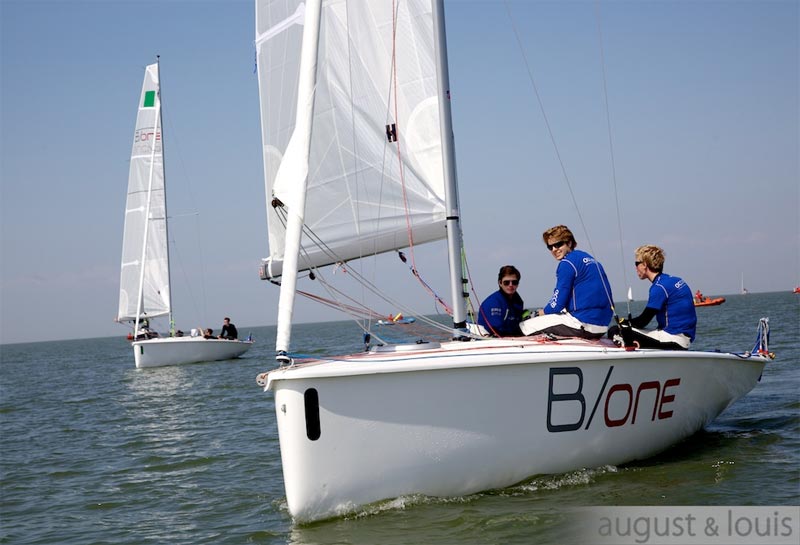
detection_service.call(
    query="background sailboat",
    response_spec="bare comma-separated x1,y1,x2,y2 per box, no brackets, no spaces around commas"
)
254,0,770,522
117,59,252,369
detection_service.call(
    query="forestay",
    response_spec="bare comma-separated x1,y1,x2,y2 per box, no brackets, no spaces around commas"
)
255,0,447,279
117,63,170,322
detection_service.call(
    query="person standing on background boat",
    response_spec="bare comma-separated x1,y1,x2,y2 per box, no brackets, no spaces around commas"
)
520,225,613,339
695,289,705,303
607,244,696,350
218,317,238,340
476,265,526,336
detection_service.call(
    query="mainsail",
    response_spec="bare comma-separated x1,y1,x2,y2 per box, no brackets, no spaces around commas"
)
255,0,447,279
117,63,170,322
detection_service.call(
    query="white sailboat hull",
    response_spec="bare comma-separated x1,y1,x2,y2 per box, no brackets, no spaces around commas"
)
133,337,253,368
264,338,766,522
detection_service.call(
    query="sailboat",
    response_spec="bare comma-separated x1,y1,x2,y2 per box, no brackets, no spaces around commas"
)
117,59,253,369
254,0,771,522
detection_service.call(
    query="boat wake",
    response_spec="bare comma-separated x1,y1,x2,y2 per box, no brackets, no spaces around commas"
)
511,465,620,494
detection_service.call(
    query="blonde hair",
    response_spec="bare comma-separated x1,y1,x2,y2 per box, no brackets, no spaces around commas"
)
635,245,665,272
542,225,576,249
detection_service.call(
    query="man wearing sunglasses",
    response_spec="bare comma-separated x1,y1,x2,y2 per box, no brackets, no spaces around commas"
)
476,265,526,337
520,224,613,339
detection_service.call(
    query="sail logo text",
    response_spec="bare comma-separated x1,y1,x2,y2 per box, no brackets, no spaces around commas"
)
547,366,680,432
134,127,161,143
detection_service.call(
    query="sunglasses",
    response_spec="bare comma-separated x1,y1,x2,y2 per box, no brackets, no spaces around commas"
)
635,261,643,267
546,240,567,251
501,279,519,286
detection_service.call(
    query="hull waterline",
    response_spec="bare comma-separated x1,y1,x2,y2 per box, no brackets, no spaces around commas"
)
263,338,766,522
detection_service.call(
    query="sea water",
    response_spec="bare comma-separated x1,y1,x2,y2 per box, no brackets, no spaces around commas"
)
1,292,797,544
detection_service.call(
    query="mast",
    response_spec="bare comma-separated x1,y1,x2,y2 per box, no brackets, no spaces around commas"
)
157,56,175,335
431,0,468,330
274,0,323,362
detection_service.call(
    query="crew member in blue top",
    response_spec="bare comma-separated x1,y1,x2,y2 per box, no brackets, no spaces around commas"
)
477,265,525,337
608,245,696,350
520,225,613,339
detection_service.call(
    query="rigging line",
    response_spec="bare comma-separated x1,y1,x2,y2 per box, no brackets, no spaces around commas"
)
160,92,209,324
505,1,617,314
299,266,391,344
308,251,454,337
283,197,452,322
502,1,594,254
594,1,631,315
303,263,456,344
383,0,447,311
397,252,453,315
296,289,380,320
307,269,385,318
390,0,416,257
343,0,372,332
310,262,456,338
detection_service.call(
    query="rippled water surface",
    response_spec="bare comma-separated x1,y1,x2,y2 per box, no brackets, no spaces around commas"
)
1,292,797,544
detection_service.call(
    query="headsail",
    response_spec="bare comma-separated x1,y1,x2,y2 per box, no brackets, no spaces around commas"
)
117,63,170,322
255,0,447,279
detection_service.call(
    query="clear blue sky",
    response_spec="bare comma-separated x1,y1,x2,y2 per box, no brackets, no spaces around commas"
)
1,0,797,345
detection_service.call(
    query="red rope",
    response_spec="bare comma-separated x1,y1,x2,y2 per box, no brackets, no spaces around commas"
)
390,1,452,316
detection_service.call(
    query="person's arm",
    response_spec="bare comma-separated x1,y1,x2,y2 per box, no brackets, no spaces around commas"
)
628,307,657,329
478,293,506,335
543,261,575,315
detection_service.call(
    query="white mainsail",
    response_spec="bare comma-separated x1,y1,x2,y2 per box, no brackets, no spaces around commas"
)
117,63,170,323
255,0,447,280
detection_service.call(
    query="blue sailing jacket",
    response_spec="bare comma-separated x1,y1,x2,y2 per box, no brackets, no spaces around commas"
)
477,289,525,336
543,249,613,327
647,273,697,341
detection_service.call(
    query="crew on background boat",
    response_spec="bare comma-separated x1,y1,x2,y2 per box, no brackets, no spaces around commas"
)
135,318,159,340
476,265,525,337
203,328,215,339
520,225,613,339
695,289,705,302
608,244,697,350
218,317,238,340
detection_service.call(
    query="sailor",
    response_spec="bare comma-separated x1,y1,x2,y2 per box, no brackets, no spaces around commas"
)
520,225,613,339
218,317,238,340
608,245,696,350
695,289,705,302
477,265,525,337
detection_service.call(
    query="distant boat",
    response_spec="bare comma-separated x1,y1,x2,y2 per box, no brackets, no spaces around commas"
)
376,316,417,326
793,287,800,294
117,59,253,368
741,273,749,295
694,297,726,307
693,290,725,307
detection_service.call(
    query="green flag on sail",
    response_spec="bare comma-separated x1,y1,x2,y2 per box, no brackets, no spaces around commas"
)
143,90,156,108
